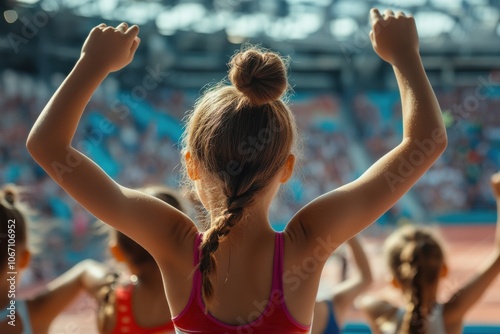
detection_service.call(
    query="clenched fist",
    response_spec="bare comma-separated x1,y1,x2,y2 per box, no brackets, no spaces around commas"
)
369,9,419,66
80,22,141,73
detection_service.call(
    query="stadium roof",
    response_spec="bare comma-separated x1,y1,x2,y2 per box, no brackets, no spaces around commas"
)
3,0,500,88
5,0,500,49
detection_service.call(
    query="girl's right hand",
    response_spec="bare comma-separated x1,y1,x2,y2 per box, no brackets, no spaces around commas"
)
369,9,419,66
80,22,140,73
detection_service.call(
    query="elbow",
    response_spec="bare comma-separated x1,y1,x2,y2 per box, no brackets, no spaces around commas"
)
426,126,448,158
26,135,50,165
434,128,448,156
353,271,373,293
26,133,41,159
404,127,448,161
26,132,66,164
26,129,46,156
361,273,373,291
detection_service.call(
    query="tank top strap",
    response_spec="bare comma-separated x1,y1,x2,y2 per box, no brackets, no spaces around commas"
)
115,285,133,315
271,232,284,292
110,284,134,334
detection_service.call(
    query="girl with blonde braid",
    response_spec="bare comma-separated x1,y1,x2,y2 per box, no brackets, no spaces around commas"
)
27,8,446,333
361,173,500,334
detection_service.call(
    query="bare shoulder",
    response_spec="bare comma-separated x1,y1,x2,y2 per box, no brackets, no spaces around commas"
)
284,215,340,257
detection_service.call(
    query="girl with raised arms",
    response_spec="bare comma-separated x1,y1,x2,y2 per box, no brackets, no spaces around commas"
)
27,8,447,333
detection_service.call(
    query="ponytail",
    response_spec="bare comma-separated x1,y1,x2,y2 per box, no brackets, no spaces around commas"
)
3,186,17,206
390,229,444,334
399,241,426,334
96,271,120,333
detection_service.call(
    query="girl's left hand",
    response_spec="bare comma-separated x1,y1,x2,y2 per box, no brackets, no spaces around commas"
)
80,22,140,73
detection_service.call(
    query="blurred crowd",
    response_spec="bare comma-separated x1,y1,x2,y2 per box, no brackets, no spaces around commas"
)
5,68,500,280
352,80,500,213
1,71,356,280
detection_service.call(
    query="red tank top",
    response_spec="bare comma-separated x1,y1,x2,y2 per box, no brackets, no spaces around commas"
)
111,284,176,334
172,232,311,333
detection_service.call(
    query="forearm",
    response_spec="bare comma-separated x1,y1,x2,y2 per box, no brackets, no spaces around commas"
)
30,260,103,324
80,260,109,296
347,237,372,284
41,260,107,303
393,53,446,148
27,57,107,152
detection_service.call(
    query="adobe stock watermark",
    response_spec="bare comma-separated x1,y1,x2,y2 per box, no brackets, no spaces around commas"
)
8,0,62,54
283,234,339,291
50,64,169,182
3,219,18,328
384,128,447,192
228,290,281,334
339,5,404,64
222,118,286,178
438,232,497,305
384,71,500,192
447,73,500,128
218,234,338,334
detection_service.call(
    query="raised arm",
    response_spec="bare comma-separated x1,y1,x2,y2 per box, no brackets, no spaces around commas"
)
444,172,500,322
288,9,447,252
26,23,197,263
329,237,373,324
28,260,108,331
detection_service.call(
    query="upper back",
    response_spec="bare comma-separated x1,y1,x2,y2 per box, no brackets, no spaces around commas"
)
394,304,446,334
364,302,462,334
170,231,312,333
106,284,175,334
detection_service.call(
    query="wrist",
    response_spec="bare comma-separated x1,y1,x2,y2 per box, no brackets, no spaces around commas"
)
391,50,422,70
76,55,110,79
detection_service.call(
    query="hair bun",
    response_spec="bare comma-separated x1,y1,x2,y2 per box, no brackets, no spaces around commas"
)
229,48,288,106
2,185,18,206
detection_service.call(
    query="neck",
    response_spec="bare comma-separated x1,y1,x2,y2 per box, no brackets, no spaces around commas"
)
208,199,275,238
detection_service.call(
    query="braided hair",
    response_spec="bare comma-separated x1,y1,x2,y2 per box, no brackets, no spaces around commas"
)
385,226,444,334
183,47,297,304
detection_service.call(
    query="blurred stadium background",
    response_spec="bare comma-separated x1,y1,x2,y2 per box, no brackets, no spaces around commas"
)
2,0,500,332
